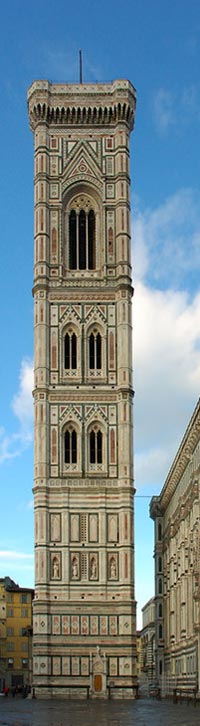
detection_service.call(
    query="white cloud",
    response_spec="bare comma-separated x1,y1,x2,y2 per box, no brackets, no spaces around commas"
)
0,551,33,560
27,499,34,510
133,189,200,489
133,188,200,288
0,359,33,465
152,85,200,134
135,447,172,492
12,358,33,430
153,89,175,133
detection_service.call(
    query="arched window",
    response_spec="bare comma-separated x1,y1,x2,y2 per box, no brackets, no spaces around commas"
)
89,332,102,370
69,210,77,269
158,577,162,594
89,429,102,464
158,603,163,618
158,556,162,573
64,429,77,464
158,522,162,541
88,209,95,268
79,209,86,269
159,624,163,639
64,332,77,369
108,226,114,256
69,207,95,270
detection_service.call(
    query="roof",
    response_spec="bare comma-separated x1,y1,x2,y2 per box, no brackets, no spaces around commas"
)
0,576,34,594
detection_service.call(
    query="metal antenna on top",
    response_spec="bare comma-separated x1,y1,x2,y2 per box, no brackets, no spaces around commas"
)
79,50,83,84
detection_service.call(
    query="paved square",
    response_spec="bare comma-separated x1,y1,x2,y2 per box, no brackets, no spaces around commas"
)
0,697,200,726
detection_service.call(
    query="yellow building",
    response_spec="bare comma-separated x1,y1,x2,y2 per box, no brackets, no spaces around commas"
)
0,577,33,693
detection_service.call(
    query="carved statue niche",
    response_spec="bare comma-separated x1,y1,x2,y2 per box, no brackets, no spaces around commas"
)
52,555,60,579
71,555,79,579
109,556,117,579
90,556,97,580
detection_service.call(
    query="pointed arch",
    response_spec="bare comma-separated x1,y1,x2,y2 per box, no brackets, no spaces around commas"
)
86,416,107,475
64,331,77,370
89,428,102,464
64,185,101,272
62,417,81,474
89,331,102,370
69,209,77,269
64,428,77,464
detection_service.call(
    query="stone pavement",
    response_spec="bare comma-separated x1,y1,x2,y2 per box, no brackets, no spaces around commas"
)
0,697,200,726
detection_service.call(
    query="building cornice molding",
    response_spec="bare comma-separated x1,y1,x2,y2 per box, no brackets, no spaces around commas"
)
27,79,136,132
163,478,199,546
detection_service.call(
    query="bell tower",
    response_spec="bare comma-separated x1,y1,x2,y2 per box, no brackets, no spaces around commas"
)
28,78,137,698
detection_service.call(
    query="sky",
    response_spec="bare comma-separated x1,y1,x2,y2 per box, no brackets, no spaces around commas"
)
1,0,200,629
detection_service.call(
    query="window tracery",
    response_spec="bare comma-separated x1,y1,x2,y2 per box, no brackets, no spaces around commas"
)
90,429,102,464
87,421,107,474
68,200,96,271
61,321,81,381
89,331,102,370
86,321,105,381
64,331,77,370
64,428,77,464
63,422,80,473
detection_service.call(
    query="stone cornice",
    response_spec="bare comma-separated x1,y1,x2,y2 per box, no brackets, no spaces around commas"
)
33,477,134,492
27,79,136,132
150,496,162,520
33,279,133,297
163,479,199,546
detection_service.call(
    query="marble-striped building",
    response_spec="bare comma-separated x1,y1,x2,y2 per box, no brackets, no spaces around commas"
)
27,78,137,698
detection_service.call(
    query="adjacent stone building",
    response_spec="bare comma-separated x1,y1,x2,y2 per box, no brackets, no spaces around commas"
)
27,78,137,697
140,597,155,682
150,400,200,693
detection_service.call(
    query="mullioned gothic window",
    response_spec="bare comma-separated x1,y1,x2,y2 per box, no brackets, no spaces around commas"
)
89,429,102,464
64,429,77,464
89,332,102,370
69,208,95,270
64,332,77,370
158,556,162,572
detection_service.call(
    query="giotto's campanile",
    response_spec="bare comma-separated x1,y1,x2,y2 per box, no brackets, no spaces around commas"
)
28,77,137,698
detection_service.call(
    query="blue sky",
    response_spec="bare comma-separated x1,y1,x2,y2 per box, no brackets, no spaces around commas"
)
1,0,200,628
